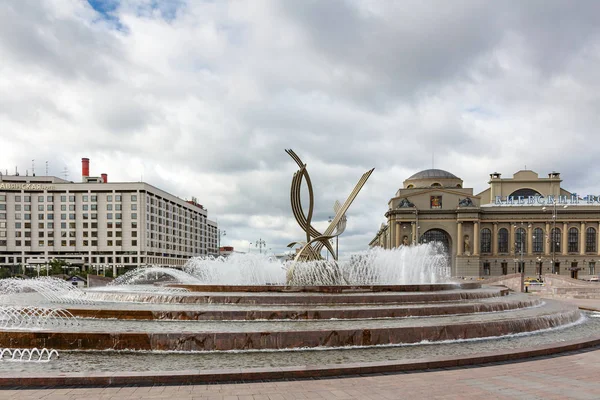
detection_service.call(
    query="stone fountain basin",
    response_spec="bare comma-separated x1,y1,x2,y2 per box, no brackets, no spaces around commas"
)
64,296,541,320
0,299,579,351
83,286,509,305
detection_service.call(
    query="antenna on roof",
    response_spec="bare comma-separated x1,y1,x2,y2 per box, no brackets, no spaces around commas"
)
45,161,49,176
62,166,69,180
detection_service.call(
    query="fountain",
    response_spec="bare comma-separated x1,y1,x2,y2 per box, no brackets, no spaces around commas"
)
0,348,59,362
0,150,594,386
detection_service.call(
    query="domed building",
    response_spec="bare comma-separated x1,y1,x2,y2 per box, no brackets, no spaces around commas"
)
370,169,600,280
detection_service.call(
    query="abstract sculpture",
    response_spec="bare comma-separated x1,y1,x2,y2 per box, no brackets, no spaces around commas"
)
286,149,374,263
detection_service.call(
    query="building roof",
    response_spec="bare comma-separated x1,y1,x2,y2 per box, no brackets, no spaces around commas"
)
407,169,459,180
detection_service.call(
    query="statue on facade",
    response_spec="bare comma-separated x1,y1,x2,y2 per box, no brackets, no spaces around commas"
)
398,198,415,208
458,197,474,207
464,234,471,255
402,235,409,246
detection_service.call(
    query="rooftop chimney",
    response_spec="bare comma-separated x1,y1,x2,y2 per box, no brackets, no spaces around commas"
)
101,173,107,183
82,158,90,181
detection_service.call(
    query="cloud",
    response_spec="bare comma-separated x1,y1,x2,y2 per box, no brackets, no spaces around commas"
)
1,0,600,254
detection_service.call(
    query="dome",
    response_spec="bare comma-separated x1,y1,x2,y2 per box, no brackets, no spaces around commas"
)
407,169,459,180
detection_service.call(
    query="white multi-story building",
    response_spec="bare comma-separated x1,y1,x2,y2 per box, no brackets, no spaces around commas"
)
0,158,218,273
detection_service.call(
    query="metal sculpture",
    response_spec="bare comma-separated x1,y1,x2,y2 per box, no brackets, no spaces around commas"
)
286,149,374,262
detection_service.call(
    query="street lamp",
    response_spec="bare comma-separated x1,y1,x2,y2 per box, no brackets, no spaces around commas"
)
542,201,568,274
513,222,528,292
255,238,266,254
218,229,226,256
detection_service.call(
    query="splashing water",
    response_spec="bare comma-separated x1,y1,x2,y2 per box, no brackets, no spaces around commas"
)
0,277,94,304
181,244,450,286
0,306,80,330
110,266,202,286
0,348,59,362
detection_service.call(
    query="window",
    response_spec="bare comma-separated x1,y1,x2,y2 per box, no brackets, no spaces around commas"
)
131,213,137,220
38,222,44,229
69,240,75,246
0,195,5,201
15,222,21,229
586,227,597,253
61,196,66,202
92,222,98,229
132,240,137,246
15,205,21,211
69,213,75,220
107,204,113,211
38,214,44,220
91,195,97,202
132,222,137,229
568,228,578,253
131,204,137,211
48,231,54,237
24,214,31,220
15,240,21,246
61,205,66,211
116,213,122,220
0,205,4,211
92,240,98,246
0,213,5,220
47,214,54,220
69,204,75,211
48,240,54,246
116,240,122,246
116,231,122,237
91,231,98,237
131,195,137,202
116,204,122,211
107,231,113,237
69,222,76,229
15,213,21,220
82,213,88,220
551,228,561,253
15,232,22,238
107,213,113,219
82,205,88,211
83,222,88,229
24,205,30,211
61,222,66,229
47,222,54,229
69,195,75,202
107,240,113,246
61,240,67,246
116,195,121,202
83,240,88,246
24,196,30,202
38,240,44,246
483,262,490,276
47,195,52,202
69,231,76,238
515,228,527,254
91,204,97,211
61,214,66,220
107,195,113,202
38,205,44,211
38,196,44,202
83,195,88,202
15,195,21,202
480,228,491,253
590,262,596,275
132,231,137,237
47,205,53,211
116,222,122,228
498,228,509,253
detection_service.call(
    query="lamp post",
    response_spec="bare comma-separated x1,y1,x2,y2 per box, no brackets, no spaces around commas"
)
255,238,266,254
543,200,568,275
513,222,530,292
218,229,226,256
413,209,419,245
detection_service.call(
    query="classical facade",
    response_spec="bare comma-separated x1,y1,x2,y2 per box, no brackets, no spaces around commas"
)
370,169,600,279
0,158,218,273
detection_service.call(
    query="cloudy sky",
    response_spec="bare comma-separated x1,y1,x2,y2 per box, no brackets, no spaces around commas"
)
1,0,599,255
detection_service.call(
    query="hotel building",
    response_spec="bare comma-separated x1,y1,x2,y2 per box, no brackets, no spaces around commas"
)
0,158,218,273
370,169,600,279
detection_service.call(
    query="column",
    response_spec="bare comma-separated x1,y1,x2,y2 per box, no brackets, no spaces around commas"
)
510,224,516,255
597,222,600,256
545,222,550,256
527,224,533,256
395,222,401,248
492,223,498,255
457,222,463,256
411,223,416,245
389,219,395,249
473,222,479,256
562,222,568,255
580,222,586,255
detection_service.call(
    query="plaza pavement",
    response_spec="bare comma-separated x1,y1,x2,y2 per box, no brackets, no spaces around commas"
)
1,294,599,400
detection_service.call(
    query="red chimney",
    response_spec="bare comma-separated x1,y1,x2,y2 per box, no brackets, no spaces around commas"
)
101,173,107,183
81,158,90,178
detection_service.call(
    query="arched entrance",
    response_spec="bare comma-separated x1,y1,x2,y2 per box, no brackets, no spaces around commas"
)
419,229,451,252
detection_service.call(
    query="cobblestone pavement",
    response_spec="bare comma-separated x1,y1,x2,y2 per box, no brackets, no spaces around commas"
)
1,347,599,400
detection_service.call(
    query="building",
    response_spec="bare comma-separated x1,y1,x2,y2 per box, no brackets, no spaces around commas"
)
0,158,218,273
370,169,600,279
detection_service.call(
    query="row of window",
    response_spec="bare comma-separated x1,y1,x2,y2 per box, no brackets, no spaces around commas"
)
0,194,137,202
8,239,137,247
0,221,137,230
480,227,598,254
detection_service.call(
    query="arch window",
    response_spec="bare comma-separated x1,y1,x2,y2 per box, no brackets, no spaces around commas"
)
551,228,561,253
419,229,450,252
568,228,579,253
498,228,509,253
480,228,491,254
533,228,544,254
586,227,597,253
515,228,527,254
430,183,442,187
